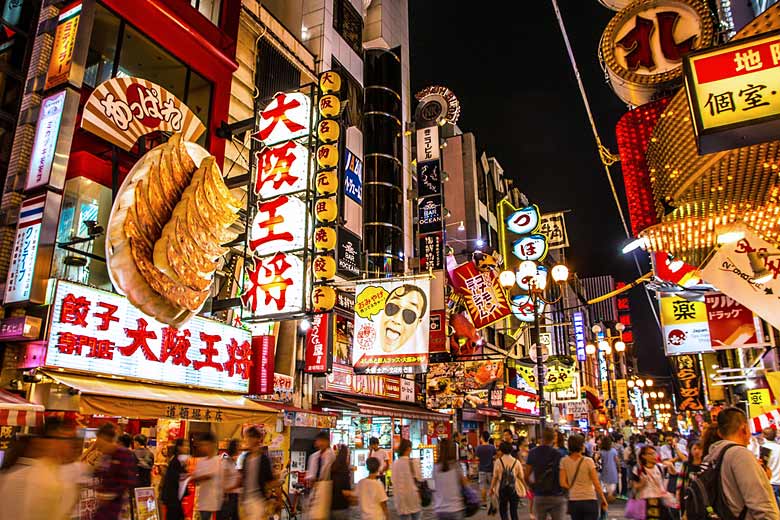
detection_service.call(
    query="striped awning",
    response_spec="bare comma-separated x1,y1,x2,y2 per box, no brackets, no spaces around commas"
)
750,408,780,433
0,389,44,427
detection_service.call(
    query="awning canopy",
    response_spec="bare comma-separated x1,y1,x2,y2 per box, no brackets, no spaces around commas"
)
318,391,450,422
42,371,276,424
0,389,44,427
501,410,541,423
250,400,337,416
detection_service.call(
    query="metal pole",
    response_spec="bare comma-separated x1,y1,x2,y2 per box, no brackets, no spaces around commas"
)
533,290,545,435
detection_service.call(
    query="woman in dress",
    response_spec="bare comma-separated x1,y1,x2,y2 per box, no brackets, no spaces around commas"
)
392,439,423,520
631,445,674,520
560,435,608,520
433,439,467,520
597,436,620,502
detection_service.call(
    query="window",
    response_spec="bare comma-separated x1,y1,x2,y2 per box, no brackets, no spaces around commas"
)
191,0,221,25
333,0,363,57
83,5,120,88
118,25,187,99
332,58,363,131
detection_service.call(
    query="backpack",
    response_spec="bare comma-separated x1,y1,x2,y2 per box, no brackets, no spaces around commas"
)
534,449,561,495
499,458,518,497
683,443,748,520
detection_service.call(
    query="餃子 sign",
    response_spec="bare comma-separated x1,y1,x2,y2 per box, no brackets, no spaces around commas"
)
352,278,430,375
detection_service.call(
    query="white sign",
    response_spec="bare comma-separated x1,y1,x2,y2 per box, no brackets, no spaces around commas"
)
551,373,581,404
5,195,45,303
700,229,780,331
415,126,440,162
45,281,252,392
250,195,308,256
242,253,305,317
564,400,590,416
540,212,569,249
26,90,66,190
400,378,415,402
255,92,311,146
254,140,310,200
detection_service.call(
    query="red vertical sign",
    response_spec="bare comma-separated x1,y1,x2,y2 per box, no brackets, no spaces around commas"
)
250,335,275,395
305,314,333,373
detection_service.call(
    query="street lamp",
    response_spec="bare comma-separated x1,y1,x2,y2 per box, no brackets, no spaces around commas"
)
499,270,516,288
657,391,665,399
627,379,635,388
614,341,626,353
585,343,597,356
650,391,658,399
636,380,645,388
646,379,654,387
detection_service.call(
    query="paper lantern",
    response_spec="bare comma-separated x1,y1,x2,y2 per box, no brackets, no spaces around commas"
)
316,144,339,169
318,119,340,143
315,197,338,223
319,71,342,94
313,255,336,280
315,169,338,196
312,285,336,312
314,226,336,250
319,95,341,118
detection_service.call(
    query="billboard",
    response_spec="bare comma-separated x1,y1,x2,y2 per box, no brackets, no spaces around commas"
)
659,294,713,355
426,360,504,409
451,262,511,329
504,387,539,416
704,293,764,349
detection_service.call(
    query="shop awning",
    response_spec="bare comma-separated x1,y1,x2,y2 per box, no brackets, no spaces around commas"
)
318,391,450,421
42,371,277,424
0,389,44,427
251,401,337,416
501,410,541,424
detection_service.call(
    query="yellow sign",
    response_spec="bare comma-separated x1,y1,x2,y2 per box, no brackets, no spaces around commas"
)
659,295,712,355
45,3,81,90
747,388,773,418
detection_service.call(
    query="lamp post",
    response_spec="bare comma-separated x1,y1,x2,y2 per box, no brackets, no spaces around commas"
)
587,322,626,423
501,260,569,434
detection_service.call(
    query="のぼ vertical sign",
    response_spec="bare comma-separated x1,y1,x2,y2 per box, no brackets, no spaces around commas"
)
352,278,430,374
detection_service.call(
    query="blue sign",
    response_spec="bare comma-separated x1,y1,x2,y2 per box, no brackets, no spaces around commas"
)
578,418,589,429
343,149,362,204
573,311,586,362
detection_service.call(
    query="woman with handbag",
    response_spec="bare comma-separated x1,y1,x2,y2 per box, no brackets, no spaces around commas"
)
433,439,467,520
560,435,608,520
629,446,676,520
392,439,424,520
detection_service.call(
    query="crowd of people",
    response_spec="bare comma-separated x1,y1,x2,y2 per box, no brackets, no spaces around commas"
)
4,406,780,520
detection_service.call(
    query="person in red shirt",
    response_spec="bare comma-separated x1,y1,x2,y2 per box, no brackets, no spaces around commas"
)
94,423,136,520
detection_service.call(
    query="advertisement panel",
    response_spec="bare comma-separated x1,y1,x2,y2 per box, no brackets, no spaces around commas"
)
451,262,511,329
45,281,252,393
417,161,442,198
324,363,415,402
504,387,539,416
700,229,780,332
352,278,430,374
26,91,67,190
44,2,81,90
659,294,713,354
5,195,45,303
704,293,763,349
428,310,447,354
336,227,362,279
415,126,440,162
425,361,504,409
343,149,363,204
544,356,576,392
670,354,705,411
250,335,275,395
573,311,587,362
305,313,333,374
419,231,444,271
551,373,581,404
418,196,443,234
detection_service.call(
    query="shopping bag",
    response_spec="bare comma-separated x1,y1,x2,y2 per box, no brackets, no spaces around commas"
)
487,495,498,516
625,497,647,520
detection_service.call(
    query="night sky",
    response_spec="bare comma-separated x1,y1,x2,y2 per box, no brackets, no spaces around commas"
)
409,1,669,376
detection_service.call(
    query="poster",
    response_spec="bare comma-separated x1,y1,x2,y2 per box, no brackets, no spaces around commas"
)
451,262,511,329
426,360,504,409
659,294,713,354
132,487,159,520
353,278,430,374
304,313,333,374
671,354,705,411
704,293,763,349
544,356,576,393
504,387,539,416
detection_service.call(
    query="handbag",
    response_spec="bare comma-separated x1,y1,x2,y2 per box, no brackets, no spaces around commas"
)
625,498,647,520
408,458,432,507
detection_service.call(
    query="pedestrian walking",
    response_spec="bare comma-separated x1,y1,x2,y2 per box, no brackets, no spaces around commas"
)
490,441,526,520
192,433,223,520
433,438,467,520
559,435,608,520
356,457,389,520
132,434,154,488
762,428,780,506
476,431,497,504
305,431,335,520
368,436,390,487
703,407,779,520
218,439,240,520
331,444,354,520
675,440,703,508
241,427,274,520
596,436,619,502
630,445,674,520
391,439,423,520
160,439,189,520
524,428,566,520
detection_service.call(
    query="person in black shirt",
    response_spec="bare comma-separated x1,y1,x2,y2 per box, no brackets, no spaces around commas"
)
476,431,497,503
524,428,566,520
331,444,353,520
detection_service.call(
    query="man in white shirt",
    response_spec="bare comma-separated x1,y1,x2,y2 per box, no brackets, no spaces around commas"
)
368,437,390,486
306,431,336,483
192,432,223,520
762,428,780,505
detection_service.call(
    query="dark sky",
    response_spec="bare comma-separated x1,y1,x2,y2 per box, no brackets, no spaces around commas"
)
409,1,669,376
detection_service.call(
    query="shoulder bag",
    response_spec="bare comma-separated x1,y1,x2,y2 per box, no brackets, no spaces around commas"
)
564,457,585,515
409,458,432,507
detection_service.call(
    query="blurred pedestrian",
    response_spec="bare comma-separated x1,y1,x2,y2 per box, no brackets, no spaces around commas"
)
433,439,466,519
306,431,335,520
241,427,273,520
559,435,608,520
675,440,703,508
331,444,354,520
476,431,497,504
525,428,566,520
490,441,526,520
160,439,189,520
192,433,223,520
631,445,673,520
597,436,619,502
392,439,422,520
218,439,240,520
357,457,388,519
132,434,154,487
368,437,389,486
93,423,136,520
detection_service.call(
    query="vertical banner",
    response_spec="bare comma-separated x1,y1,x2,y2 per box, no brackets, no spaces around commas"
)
671,354,705,411
539,212,569,249
451,262,511,329
26,90,67,190
353,278,430,374
44,2,81,90
305,313,333,374
572,311,587,362
428,310,447,354
250,335,275,395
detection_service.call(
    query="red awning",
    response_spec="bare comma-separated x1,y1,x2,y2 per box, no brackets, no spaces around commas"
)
582,386,602,410
0,389,44,427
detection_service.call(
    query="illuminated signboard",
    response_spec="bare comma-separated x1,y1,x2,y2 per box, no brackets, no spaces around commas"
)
254,92,311,146
504,387,539,416
659,294,713,355
26,90,67,190
250,195,308,256
573,311,587,362
685,30,780,153
255,140,310,200
5,195,45,303
242,253,306,317
45,281,252,393
44,1,81,90
415,125,440,162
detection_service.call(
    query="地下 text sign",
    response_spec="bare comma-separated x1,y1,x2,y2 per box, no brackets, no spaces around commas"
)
685,30,780,153
45,281,252,392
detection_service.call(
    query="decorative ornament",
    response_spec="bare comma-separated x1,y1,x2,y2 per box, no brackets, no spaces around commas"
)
314,226,337,250
313,255,336,280
316,144,339,169
315,169,338,196
315,197,338,223
319,71,342,95
319,95,341,118
311,285,336,312
317,119,340,143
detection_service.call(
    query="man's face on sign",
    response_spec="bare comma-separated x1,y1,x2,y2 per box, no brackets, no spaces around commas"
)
378,286,425,353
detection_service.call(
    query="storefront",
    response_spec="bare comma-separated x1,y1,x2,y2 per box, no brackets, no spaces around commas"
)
0,389,45,466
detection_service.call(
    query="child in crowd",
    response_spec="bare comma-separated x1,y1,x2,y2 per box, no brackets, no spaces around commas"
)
356,457,389,520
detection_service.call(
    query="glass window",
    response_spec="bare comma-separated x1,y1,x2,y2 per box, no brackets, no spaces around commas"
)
1,0,37,30
186,69,212,129
333,0,363,56
83,5,120,88
191,0,221,25
117,25,187,99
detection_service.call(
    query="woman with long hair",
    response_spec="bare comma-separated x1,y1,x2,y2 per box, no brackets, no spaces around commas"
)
160,439,189,520
392,439,423,520
676,441,704,507
631,445,674,520
560,435,608,520
330,444,353,520
433,439,467,519
597,436,620,502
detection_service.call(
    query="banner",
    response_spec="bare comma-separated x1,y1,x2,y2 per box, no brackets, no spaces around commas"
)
671,354,705,411
539,212,569,249
551,373,581,403
700,229,780,331
451,262,511,329
426,360,504,409
250,335,275,395
305,313,333,374
504,387,539,416
353,278,430,374
704,293,763,349
659,294,713,355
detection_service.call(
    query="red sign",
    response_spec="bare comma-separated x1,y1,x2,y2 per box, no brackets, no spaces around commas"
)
305,313,333,373
704,293,760,349
693,37,780,84
451,262,511,329
324,363,406,400
250,336,275,395
652,251,700,286
429,310,447,354
504,387,539,416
